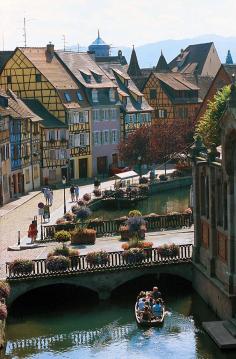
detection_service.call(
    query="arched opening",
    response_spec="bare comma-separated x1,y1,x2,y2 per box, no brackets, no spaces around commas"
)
111,273,192,303
10,284,99,316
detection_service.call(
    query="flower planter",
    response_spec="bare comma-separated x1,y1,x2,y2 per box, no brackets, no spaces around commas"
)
9,259,34,276
122,249,145,264
86,251,109,266
46,256,70,272
71,229,96,245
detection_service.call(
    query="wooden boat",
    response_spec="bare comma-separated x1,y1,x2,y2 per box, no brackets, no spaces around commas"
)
135,302,165,327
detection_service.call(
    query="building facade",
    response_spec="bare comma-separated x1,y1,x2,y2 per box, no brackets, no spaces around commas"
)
191,85,236,319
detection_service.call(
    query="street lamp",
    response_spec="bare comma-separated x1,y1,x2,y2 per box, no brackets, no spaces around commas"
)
137,156,142,177
62,176,66,214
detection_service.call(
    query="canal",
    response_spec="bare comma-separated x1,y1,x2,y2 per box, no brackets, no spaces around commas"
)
2,275,236,359
91,187,190,220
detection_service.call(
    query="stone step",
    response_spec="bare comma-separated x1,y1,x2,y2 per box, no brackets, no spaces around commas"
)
223,320,236,338
203,321,236,349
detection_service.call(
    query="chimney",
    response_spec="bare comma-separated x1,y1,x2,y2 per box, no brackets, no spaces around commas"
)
46,42,54,56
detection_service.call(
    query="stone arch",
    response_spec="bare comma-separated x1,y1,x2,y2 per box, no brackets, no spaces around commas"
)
8,277,99,307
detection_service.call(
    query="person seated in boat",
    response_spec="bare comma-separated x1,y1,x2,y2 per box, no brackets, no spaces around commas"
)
149,297,154,308
138,298,146,311
152,299,163,318
152,287,162,300
141,306,152,321
137,291,146,301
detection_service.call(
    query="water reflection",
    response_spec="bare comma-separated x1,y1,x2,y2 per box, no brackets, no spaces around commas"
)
3,290,236,359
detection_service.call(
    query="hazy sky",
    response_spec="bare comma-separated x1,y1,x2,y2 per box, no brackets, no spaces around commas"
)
1,0,236,50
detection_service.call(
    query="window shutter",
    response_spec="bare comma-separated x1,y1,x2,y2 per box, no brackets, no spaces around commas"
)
100,131,103,144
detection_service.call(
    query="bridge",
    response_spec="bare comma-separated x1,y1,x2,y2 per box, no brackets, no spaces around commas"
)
6,244,193,306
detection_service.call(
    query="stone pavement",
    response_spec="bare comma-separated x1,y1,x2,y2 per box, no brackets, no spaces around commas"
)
0,191,41,218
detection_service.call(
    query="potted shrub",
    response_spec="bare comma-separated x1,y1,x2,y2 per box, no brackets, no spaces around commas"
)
71,228,96,244
64,212,74,222
46,255,70,272
47,246,80,268
86,251,109,266
9,259,34,275
0,281,10,299
54,230,71,242
122,248,145,264
56,217,66,225
159,174,168,181
137,241,153,258
83,193,91,202
156,243,179,258
121,243,130,250
139,184,149,194
77,199,85,207
76,207,92,228
0,304,7,320
126,216,147,245
128,210,142,217
119,225,130,241
93,189,102,197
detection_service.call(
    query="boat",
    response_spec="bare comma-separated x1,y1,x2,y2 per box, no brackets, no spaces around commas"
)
135,302,165,327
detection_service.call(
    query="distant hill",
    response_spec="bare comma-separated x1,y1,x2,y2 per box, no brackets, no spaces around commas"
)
69,34,236,68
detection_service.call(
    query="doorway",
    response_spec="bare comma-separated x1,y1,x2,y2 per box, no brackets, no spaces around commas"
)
61,167,67,180
79,158,88,178
97,156,108,175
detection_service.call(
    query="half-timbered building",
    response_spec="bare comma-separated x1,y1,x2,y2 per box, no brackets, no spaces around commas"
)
0,44,92,180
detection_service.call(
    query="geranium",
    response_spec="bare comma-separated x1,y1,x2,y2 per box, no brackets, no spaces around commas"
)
83,193,91,202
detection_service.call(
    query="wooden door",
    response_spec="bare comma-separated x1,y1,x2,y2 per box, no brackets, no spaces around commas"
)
97,156,107,175
79,158,88,178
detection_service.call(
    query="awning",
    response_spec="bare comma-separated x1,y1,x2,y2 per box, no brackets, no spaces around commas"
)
114,171,138,180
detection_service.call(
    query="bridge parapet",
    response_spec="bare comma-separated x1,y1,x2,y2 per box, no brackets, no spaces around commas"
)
6,244,193,281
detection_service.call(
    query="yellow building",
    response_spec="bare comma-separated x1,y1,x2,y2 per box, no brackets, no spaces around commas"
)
0,44,92,181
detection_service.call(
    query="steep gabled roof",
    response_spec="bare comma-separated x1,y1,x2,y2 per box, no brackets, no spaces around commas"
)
156,52,170,72
169,42,215,75
0,51,14,72
127,47,142,77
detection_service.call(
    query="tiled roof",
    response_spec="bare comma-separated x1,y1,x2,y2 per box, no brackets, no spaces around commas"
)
56,51,116,89
19,47,79,90
224,64,236,78
0,88,41,121
153,72,200,91
127,47,142,77
169,42,214,75
0,51,14,72
23,99,67,128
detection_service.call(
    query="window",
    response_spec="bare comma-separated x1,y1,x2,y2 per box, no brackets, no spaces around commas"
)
77,91,83,101
92,89,98,102
111,108,117,121
100,109,105,121
103,130,109,144
158,109,167,119
59,149,68,159
49,169,56,181
178,108,184,119
79,133,85,146
111,129,118,144
150,89,157,100
92,109,100,121
3,175,8,194
64,92,71,102
33,165,39,179
35,74,41,82
49,150,56,160
7,76,12,84
13,144,18,160
48,130,55,140
25,169,30,184
60,129,67,140
109,88,116,102
0,146,5,161
93,131,100,146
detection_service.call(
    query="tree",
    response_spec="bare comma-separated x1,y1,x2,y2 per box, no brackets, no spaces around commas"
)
195,85,231,147
118,120,195,166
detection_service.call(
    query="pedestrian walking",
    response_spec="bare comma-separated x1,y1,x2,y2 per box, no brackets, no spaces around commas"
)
43,187,50,205
70,185,75,202
49,189,53,206
27,220,38,244
75,185,80,202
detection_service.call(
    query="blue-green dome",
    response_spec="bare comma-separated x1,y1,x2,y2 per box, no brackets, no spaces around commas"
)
88,31,110,57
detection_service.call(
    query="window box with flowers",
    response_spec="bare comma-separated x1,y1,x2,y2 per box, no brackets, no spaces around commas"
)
86,251,109,266
122,248,145,264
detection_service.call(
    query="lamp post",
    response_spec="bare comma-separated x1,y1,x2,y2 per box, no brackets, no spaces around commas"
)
137,156,142,177
62,176,66,214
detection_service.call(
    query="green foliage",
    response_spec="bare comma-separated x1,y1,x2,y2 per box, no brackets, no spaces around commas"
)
9,259,34,275
46,255,70,272
0,281,10,298
128,210,142,217
195,85,231,147
156,243,179,257
54,230,71,242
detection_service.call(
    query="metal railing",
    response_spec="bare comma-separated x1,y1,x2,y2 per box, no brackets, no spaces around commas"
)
6,244,192,279
42,213,193,239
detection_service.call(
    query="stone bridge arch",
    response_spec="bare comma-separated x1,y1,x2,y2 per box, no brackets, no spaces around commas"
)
7,262,192,307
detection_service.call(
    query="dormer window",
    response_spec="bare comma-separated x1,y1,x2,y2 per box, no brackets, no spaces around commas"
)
93,73,102,83
81,72,91,83
109,88,116,102
64,92,71,102
77,91,83,101
92,89,98,103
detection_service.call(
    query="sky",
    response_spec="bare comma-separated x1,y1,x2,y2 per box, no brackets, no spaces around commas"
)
1,0,236,50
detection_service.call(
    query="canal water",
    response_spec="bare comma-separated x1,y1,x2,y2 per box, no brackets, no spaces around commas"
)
91,187,190,220
2,276,236,359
